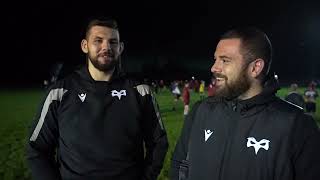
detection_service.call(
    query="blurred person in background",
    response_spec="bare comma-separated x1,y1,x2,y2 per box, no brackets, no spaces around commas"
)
199,80,205,100
207,77,217,97
304,81,318,116
171,80,181,111
182,81,191,119
285,83,305,109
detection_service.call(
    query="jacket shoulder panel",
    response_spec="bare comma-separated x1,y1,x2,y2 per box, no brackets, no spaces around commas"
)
270,97,304,115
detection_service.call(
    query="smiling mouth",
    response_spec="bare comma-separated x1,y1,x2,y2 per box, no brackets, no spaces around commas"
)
215,77,225,82
100,54,113,58
215,78,225,87
213,72,227,79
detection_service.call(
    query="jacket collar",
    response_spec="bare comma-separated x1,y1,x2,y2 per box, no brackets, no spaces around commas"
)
207,73,280,116
232,74,280,116
76,65,126,84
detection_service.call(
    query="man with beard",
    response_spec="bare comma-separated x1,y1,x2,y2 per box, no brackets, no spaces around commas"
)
27,18,168,180
170,27,320,180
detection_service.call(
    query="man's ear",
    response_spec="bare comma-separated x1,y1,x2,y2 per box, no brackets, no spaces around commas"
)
250,58,265,78
119,42,124,54
81,39,88,53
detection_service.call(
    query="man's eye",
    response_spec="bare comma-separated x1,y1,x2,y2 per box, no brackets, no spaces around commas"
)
222,59,230,63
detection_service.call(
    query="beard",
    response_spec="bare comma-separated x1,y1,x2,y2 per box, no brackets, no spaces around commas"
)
88,52,119,72
214,69,251,99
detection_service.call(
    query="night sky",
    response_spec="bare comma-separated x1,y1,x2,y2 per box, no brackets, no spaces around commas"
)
2,1,320,87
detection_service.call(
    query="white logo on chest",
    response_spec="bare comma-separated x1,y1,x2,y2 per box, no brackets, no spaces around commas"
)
247,137,270,155
204,129,213,142
111,90,126,100
78,93,86,102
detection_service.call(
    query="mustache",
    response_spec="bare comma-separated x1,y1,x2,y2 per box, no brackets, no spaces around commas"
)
99,51,114,57
213,72,228,79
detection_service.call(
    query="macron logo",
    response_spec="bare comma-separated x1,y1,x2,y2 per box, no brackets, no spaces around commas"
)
111,90,126,100
204,129,213,142
78,93,86,102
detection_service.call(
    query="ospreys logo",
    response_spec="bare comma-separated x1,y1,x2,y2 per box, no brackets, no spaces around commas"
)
111,90,126,100
246,137,270,155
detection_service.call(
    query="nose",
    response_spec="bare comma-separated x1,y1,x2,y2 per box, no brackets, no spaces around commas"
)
211,60,221,73
102,41,111,51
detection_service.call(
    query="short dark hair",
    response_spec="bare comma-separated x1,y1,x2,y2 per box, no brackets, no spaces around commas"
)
85,18,119,39
220,27,272,79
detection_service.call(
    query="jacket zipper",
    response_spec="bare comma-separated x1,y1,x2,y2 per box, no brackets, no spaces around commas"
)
218,101,239,180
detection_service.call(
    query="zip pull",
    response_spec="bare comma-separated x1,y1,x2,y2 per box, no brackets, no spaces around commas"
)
231,101,237,111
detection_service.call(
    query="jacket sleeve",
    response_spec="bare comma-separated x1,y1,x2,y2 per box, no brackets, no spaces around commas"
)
26,87,67,180
136,84,169,180
170,101,201,180
292,113,320,179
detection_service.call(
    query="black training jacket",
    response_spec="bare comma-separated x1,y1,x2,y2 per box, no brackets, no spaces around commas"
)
171,78,320,180
27,66,168,180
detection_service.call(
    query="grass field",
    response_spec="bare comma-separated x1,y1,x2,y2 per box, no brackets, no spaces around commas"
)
0,87,319,180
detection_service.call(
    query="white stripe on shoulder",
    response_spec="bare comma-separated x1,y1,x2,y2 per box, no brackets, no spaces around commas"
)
152,94,165,130
136,84,151,96
282,99,304,110
30,88,68,141
135,84,164,130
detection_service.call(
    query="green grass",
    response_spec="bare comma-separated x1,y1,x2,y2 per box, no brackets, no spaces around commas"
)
0,89,43,180
0,87,319,180
156,89,201,180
